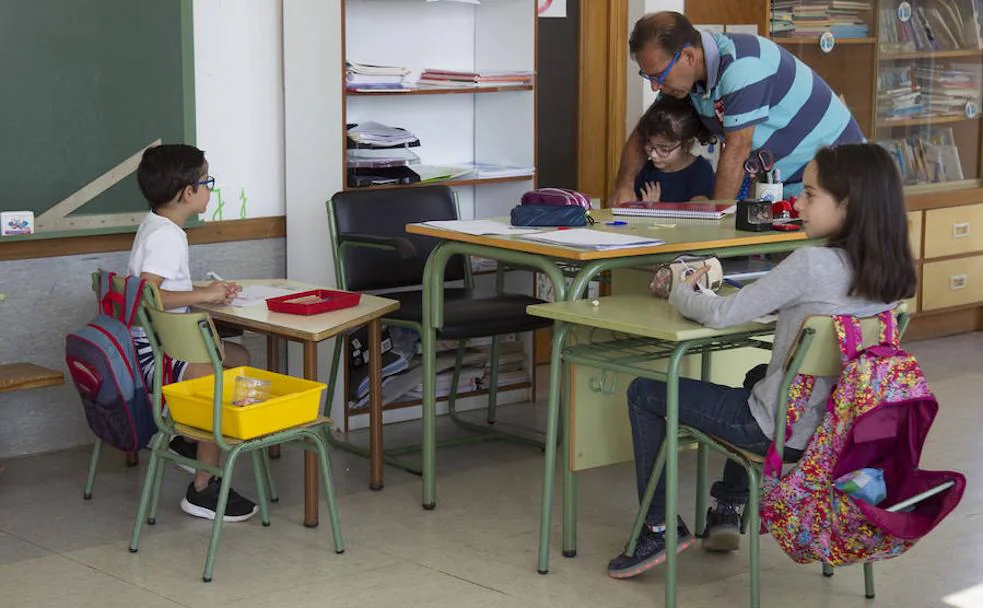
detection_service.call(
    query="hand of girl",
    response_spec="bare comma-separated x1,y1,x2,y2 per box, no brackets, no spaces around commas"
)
640,181,661,202
681,266,711,291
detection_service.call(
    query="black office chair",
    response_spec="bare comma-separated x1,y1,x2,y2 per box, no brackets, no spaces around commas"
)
325,185,552,508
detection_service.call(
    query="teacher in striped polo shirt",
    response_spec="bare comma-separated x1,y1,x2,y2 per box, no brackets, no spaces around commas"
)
610,11,865,204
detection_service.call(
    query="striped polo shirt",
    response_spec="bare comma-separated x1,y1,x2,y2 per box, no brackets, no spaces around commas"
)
689,31,864,193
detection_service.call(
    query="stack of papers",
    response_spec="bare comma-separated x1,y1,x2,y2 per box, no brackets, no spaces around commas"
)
423,219,540,236
348,122,419,147
346,62,410,90
521,228,663,250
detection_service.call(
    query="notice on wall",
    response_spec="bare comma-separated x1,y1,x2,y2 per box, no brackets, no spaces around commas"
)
538,0,566,18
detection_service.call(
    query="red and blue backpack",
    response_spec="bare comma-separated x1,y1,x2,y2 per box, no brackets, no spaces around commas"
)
65,271,156,452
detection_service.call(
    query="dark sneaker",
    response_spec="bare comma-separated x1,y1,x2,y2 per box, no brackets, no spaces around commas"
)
702,502,742,552
607,521,696,579
168,436,198,475
180,477,258,522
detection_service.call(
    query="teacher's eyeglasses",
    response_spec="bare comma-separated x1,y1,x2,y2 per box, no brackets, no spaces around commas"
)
639,46,687,85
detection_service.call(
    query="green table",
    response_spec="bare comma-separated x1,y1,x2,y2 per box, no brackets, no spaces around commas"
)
405,211,807,605
527,295,775,608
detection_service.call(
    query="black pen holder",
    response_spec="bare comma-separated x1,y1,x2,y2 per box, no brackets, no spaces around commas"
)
736,198,773,232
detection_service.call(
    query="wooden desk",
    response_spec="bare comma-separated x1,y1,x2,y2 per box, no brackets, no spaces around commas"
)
194,279,399,526
527,295,775,608
406,212,809,585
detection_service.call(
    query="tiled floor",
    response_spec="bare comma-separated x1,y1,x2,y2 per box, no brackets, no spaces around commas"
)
1,333,980,608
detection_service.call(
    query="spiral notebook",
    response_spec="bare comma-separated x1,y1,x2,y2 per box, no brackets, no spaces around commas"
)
612,201,737,220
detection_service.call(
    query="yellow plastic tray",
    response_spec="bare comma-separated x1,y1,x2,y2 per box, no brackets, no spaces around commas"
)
163,366,326,440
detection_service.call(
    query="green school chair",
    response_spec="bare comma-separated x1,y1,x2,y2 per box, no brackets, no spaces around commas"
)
623,309,909,607
127,288,344,582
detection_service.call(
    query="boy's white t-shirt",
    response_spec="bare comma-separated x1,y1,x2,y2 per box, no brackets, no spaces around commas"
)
128,211,191,314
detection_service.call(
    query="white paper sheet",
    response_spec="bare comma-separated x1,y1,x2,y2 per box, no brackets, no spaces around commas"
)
520,228,662,250
231,285,298,307
423,219,541,236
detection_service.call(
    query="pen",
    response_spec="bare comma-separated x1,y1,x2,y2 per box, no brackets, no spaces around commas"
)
772,168,781,183
724,278,744,289
606,221,627,226
206,271,224,281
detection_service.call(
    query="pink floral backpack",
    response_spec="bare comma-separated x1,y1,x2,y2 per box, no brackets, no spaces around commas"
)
759,312,966,566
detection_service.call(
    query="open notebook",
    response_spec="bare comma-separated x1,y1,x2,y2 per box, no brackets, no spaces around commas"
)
612,201,737,220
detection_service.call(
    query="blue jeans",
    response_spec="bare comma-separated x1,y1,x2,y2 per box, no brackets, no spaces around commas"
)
627,372,802,526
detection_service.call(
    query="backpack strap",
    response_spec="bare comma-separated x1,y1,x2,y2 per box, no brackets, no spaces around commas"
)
833,314,865,364
98,271,126,320
763,373,816,477
122,276,147,328
878,309,899,348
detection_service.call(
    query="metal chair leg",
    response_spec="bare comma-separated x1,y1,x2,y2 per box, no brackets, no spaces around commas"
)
695,443,709,537
250,451,271,527
201,448,243,583
83,438,103,500
746,465,762,608
823,563,835,577
129,434,166,553
486,335,501,424
309,429,345,554
863,562,875,599
261,449,279,502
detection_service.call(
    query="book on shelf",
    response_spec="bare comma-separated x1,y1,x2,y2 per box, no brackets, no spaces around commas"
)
612,200,738,220
878,127,965,184
417,69,534,87
878,62,982,120
771,0,872,39
879,0,983,55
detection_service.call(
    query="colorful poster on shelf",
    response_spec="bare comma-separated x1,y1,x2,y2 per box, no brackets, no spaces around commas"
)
538,0,566,18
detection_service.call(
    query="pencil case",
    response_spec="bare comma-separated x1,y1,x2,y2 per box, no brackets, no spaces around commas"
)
650,255,723,299
519,187,591,209
510,204,593,227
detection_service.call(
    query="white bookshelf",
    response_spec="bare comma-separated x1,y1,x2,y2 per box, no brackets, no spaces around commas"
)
343,0,537,220
283,0,539,430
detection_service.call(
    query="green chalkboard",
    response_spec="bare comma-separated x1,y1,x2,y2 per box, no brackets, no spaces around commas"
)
0,0,194,233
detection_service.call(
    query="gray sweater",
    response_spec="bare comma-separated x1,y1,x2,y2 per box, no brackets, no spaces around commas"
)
669,246,890,449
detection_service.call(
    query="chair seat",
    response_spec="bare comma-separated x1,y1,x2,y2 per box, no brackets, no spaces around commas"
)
380,288,553,340
174,416,333,446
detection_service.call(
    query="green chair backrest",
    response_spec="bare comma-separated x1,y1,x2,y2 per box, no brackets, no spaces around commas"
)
791,303,908,378
144,308,224,365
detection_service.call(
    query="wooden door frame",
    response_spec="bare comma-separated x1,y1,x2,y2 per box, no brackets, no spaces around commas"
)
534,0,629,367
577,0,629,201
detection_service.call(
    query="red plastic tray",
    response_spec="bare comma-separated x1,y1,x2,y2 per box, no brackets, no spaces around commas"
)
265,289,361,315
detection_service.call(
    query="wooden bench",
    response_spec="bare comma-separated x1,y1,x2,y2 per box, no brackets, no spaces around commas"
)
0,363,64,394
0,363,64,475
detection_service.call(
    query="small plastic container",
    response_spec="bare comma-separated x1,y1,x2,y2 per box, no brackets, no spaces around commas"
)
233,375,271,406
163,366,326,439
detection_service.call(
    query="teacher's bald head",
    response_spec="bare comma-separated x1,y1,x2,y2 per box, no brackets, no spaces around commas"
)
629,11,701,58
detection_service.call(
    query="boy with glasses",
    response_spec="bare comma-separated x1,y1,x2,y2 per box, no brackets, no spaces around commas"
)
127,144,257,522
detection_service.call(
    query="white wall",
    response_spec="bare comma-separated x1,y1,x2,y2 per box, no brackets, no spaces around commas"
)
194,0,286,220
627,0,685,133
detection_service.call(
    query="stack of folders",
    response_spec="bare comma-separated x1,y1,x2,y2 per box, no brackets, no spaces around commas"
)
345,61,410,91
612,201,738,221
417,69,534,88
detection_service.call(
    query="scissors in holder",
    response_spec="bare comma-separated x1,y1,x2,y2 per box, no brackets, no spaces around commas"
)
744,149,776,184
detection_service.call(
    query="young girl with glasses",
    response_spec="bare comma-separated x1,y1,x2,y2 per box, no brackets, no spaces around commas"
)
633,95,716,203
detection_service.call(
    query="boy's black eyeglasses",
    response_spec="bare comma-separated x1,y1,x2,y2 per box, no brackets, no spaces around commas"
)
197,176,216,191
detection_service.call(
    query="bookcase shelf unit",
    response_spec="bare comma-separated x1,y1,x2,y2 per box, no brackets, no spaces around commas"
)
339,0,539,428
686,0,983,339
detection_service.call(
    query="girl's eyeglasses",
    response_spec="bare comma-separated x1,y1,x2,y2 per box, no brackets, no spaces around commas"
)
197,176,216,191
645,142,682,157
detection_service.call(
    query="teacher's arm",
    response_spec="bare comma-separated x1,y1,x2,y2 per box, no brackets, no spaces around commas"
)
713,127,755,200
609,129,646,206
